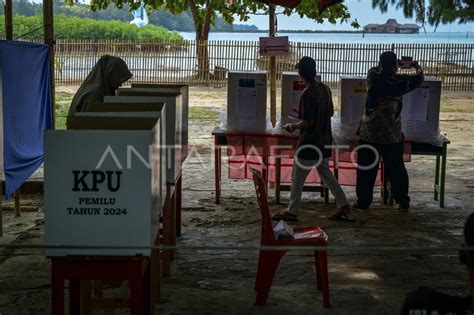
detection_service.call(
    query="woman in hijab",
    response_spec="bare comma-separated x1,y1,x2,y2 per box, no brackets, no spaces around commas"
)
66,55,132,127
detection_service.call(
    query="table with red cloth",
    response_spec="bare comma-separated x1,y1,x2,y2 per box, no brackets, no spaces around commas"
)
211,126,449,207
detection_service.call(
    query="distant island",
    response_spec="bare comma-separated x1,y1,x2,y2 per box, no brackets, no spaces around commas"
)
210,29,363,34
233,24,259,31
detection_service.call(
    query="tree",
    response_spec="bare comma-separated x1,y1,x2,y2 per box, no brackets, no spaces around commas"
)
84,0,355,79
371,0,473,31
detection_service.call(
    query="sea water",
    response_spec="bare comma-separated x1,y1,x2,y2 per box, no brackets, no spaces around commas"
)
179,31,474,44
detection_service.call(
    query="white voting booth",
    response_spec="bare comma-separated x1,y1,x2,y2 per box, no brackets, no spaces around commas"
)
128,84,189,162
339,76,442,142
227,71,267,132
401,78,442,141
281,72,322,125
44,117,163,256
104,92,183,183
339,76,367,126
77,103,167,210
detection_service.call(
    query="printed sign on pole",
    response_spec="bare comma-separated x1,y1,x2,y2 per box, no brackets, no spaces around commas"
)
259,36,290,56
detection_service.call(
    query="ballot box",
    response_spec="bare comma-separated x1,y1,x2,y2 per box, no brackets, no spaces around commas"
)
281,72,322,125
128,84,189,161
339,76,367,126
227,71,267,132
401,78,442,142
77,103,167,210
104,92,182,184
339,76,442,142
44,116,163,256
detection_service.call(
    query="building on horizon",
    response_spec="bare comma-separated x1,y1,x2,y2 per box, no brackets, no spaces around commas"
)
364,19,420,34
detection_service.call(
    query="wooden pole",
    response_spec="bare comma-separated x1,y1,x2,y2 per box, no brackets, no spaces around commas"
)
5,0,18,219
5,0,13,40
14,191,20,217
269,4,276,127
43,0,56,130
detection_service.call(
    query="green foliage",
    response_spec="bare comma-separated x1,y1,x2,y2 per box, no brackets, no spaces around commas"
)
8,0,244,32
372,0,473,30
0,14,183,40
86,0,356,39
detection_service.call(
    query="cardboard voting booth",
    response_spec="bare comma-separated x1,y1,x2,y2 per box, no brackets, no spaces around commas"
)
401,78,442,141
45,117,163,256
104,92,183,184
227,71,267,132
78,102,167,210
128,84,189,162
281,72,322,125
339,76,367,125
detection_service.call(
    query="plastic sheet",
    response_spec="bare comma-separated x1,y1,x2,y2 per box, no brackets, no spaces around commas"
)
219,110,274,132
331,115,412,162
224,115,418,187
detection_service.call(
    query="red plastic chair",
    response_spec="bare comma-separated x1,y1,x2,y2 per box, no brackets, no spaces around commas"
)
250,168,330,308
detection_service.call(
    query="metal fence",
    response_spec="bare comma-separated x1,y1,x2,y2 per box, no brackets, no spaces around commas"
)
54,39,474,90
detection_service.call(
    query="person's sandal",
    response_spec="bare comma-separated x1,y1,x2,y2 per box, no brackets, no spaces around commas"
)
329,205,356,222
271,211,298,222
329,213,356,222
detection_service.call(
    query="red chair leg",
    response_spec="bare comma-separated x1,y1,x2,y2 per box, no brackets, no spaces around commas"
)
314,251,322,291
317,251,331,308
255,251,286,306
255,252,263,291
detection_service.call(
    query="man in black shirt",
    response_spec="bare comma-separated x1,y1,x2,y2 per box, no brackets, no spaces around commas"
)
272,56,352,222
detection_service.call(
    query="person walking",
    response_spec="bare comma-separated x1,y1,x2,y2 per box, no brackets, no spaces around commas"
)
272,56,353,222
354,51,424,211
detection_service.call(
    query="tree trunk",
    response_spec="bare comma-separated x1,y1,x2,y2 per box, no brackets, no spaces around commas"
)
195,31,211,81
189,0,213,81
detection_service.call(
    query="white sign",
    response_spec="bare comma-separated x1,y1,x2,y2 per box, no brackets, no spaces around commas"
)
259,36,290,56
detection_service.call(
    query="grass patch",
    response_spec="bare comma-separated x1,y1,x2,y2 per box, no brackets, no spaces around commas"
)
54,92,74,130
54,92,220,129
440,96,474,113
189,106,220,121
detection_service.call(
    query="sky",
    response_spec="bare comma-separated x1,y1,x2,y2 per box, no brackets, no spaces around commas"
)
238,0,473,32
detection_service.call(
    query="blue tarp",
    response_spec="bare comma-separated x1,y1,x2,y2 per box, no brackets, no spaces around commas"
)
0,40,52,198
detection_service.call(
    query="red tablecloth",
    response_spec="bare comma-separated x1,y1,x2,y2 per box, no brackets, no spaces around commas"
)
226,132,411,186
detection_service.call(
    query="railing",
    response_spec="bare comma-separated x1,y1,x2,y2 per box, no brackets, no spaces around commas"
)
53,39,474,90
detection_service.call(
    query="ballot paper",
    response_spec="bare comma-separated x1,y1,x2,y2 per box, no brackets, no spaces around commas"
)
402,87,430,121
273,220,294,240
403,120,431,136
236,79,257,119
